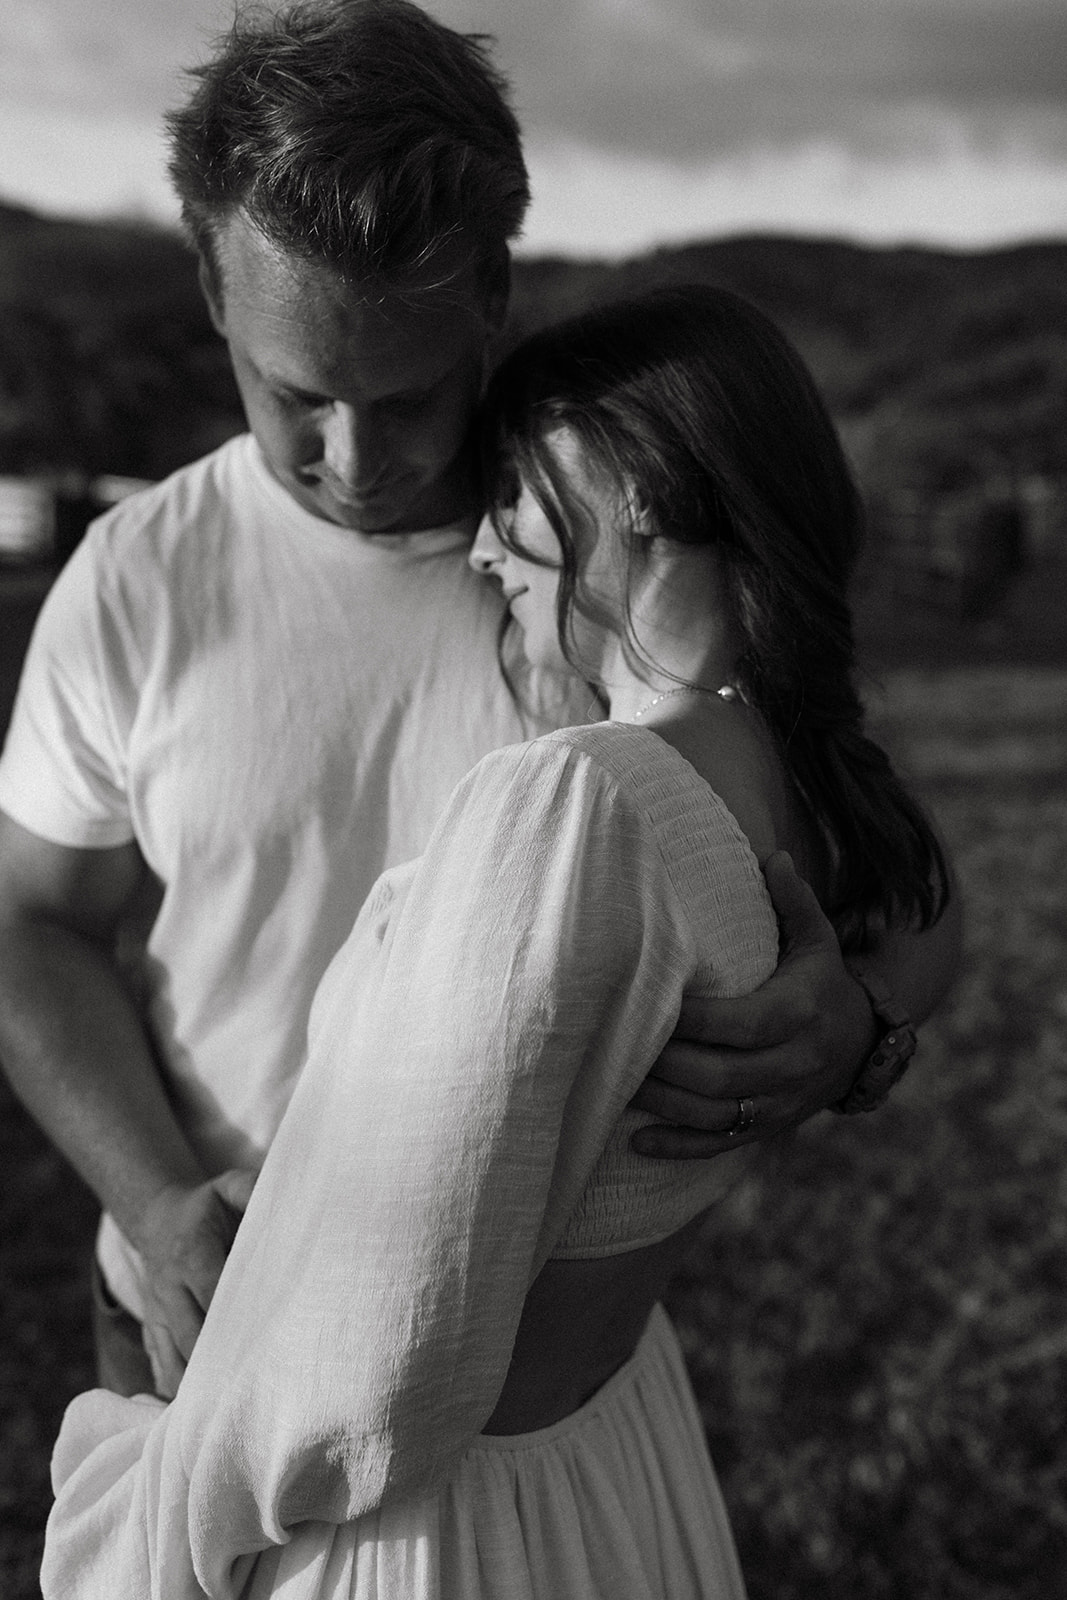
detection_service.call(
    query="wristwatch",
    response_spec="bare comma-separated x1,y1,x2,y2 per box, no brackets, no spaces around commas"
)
833,964,918,1114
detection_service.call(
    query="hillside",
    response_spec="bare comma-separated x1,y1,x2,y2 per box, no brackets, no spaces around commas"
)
0,202,242,480
509,235,1067,488
505,234,1067,663
0,201,1063,659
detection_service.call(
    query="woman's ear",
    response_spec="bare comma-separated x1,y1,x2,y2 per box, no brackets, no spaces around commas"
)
625,487,656,540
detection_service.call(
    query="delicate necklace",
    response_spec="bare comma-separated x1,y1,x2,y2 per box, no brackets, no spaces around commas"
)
633,683,739,722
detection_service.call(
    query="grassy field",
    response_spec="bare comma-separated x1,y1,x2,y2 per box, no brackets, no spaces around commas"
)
671,667,1067,1598
2,664,1065,1598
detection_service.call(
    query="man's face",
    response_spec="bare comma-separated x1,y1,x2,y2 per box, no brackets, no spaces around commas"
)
203,211,507,534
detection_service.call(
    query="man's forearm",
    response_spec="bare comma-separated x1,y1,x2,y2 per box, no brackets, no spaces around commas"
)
0,919,207,1251
629,851,963,1153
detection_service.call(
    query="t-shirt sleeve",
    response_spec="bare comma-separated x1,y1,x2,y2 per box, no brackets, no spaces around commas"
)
0,528,135,847
42,738,699,1597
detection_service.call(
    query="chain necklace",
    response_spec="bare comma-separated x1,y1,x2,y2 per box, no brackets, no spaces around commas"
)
633,683,739,722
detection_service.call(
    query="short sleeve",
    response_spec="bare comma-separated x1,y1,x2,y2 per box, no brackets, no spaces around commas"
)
43,737,698,1597
0,527,135,847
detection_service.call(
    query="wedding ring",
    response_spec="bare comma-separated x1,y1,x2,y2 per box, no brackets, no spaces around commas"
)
727,1096,756,1138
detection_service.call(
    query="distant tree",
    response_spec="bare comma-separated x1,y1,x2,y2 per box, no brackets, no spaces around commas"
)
0,306,83,474
1,208,1064,547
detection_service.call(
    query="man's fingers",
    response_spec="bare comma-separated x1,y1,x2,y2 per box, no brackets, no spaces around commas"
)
670,858,834,1054
630,1124,742,1160
630,1120,770,1160
144,1281,206,1361
763,850,836,953
136,1173,254,1390
143,1319,185,1401
631,1087,812,1158
630,1073,742,1132
183,1248,232,1316
646,1034,813,1097
673,989,793,1053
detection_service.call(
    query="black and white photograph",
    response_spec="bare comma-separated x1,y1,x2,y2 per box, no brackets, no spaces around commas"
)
0,3,1064,1597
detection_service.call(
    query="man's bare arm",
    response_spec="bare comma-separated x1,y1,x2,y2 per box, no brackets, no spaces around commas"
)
0,811,254,1393
631,849,963,1157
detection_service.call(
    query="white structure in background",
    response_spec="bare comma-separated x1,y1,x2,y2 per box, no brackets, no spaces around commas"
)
0,476,55,562
0,472,154,564
91,475,157,509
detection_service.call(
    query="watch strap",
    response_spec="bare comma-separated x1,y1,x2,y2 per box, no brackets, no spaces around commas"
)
834,964,918,1115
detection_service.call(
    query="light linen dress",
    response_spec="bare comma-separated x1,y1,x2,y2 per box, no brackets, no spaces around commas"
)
42,722,778,1600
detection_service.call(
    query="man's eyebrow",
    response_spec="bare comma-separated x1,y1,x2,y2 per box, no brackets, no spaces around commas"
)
278,380,329,402
258,357,453,405
250,356,325,401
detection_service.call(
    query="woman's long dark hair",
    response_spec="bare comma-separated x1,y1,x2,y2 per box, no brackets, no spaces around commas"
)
480,284,950,949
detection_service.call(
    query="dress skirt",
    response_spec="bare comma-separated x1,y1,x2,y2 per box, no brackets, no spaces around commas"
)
236,1304,747,1600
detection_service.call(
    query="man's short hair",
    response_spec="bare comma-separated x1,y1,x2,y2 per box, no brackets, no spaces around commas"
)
166,0,530,293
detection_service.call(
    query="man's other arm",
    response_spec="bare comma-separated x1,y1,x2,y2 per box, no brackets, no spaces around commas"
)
0,812,253,1394
631,849,962,1155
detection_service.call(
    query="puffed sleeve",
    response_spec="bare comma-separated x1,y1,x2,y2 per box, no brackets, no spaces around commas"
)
43,738,701,1598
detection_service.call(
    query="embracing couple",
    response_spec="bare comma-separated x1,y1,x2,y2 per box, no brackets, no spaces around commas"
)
0,4,957,1596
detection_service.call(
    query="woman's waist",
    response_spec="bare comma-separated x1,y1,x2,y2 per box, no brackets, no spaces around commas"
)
481,1217,707,1435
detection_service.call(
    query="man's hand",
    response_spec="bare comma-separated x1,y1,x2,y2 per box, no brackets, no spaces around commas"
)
136,1168,257,1398
630,852,874,1158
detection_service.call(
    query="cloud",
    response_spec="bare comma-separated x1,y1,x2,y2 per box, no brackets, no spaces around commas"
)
0,0,228,118
7,0,1066,163
0,101,176,222
1,0,1063,250
519,128,1067,258
435,0,1067,162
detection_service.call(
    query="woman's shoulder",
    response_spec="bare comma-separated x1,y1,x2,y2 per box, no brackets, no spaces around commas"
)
461,723,709,831
539,722,775,961
452,725,770,917
535,722,752,843
432,726,693,897
535,719,697,787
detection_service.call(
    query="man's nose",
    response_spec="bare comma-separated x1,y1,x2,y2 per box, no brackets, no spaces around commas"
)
469,515,504,574
322,404,385,488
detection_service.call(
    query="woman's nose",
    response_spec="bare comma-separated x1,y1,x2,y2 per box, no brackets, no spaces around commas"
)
469,515,505,575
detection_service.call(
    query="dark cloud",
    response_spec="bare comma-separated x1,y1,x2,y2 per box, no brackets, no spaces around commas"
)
6,0,1066,164
442,0,1067,162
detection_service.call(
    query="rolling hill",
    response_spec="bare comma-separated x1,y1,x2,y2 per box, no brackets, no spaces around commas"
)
0,201,1063,660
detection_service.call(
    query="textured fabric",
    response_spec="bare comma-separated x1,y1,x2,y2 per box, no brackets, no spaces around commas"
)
239,1306,747,1600
43,724,777,1599
0,433,583,1317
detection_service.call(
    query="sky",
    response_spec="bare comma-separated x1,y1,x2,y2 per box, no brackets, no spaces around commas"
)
2,0,1065,257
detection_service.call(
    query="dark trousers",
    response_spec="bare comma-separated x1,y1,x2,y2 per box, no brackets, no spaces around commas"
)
89,1259,158,1398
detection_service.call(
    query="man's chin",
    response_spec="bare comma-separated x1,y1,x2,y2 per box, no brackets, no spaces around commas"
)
289,480,411,533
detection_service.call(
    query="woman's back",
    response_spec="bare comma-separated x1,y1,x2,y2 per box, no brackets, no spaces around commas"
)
487,707,811,1433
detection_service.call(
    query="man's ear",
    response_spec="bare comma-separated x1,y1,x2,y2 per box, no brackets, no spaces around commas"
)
198,251,227,338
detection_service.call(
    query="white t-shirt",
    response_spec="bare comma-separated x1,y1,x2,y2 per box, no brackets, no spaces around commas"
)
0,433,586,1314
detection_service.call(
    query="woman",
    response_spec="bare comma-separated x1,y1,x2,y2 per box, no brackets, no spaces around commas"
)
43,286,949,1599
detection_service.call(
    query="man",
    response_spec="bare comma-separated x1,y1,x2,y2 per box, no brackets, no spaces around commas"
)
0,0,958,1403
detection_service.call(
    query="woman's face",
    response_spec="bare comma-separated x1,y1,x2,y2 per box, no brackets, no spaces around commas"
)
469,430,623,674
470,482,569,671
